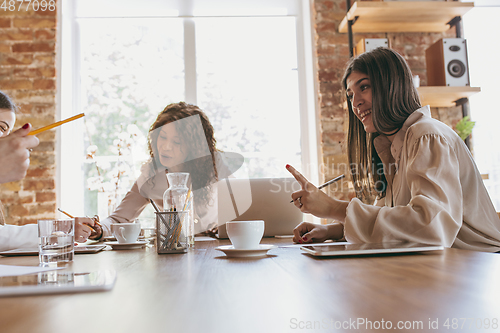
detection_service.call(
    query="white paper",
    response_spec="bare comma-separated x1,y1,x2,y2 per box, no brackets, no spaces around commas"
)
0,264,63,277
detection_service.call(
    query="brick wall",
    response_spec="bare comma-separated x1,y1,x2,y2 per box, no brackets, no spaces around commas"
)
0,0,466,226
312,0,464,207
0,1,57,226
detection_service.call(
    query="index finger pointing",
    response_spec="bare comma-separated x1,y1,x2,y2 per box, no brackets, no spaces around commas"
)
286,164,309,187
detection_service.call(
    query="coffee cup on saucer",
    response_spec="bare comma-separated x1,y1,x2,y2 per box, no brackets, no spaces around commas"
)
226,220,264,250
111,223,141,244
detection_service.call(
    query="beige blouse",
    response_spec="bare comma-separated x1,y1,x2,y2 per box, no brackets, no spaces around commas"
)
344,106,500,252
100,175,218,238
100,155,229,237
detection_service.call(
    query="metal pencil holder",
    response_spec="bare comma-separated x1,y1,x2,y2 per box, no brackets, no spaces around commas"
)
155,211,188,254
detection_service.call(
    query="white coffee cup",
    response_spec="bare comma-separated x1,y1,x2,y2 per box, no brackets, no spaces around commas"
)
226,220,264,250
111,223,141,243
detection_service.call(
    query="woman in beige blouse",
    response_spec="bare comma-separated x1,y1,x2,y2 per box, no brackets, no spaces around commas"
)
288,47,500,252
79,102,228,241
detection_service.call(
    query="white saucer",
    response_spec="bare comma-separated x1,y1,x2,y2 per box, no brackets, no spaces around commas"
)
104,236,146,241
215,244,275,258
105,241,148,250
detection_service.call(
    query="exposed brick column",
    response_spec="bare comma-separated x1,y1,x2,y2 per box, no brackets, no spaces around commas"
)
0,1,57,226
313,0,352,203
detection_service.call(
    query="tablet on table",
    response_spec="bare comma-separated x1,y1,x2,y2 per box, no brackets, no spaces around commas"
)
0,270,116,297
0,245,106,257
301,242,444,257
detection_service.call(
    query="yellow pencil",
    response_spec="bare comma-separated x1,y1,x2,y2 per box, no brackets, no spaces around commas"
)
182,189,192,211
58,208,101,231
57,208,74,218
29,113,85,136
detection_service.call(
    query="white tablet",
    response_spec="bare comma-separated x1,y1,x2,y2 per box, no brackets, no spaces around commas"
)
0,245,106,257
301,242,444,257
0,270,117,297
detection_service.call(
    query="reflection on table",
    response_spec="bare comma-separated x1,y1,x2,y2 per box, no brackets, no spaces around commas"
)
1,237,499,333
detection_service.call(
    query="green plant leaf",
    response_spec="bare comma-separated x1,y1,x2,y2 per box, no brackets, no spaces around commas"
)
455,116,476,141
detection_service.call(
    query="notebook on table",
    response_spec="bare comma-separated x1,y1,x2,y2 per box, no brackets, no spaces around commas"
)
217,177,303,238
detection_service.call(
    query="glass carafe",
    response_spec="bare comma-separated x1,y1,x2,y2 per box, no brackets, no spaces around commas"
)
162,172,194,248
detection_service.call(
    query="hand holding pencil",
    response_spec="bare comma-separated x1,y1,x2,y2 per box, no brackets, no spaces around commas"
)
286,164,346,219
1,114,84,183
58,208,102,242
0,123,39,183
289,173,345,203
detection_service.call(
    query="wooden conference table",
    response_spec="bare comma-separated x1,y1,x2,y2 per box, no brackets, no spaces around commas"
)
1,237,499,333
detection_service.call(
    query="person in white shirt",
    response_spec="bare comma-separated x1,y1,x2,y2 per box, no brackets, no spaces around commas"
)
287,47,500,252
0,90,93,251
0,90,40,251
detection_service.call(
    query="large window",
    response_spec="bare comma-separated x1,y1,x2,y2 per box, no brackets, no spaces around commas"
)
59,0,318,218
463,1,500,210
195,17,301,178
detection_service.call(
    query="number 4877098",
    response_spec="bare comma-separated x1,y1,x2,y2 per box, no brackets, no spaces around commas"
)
1,0,56,11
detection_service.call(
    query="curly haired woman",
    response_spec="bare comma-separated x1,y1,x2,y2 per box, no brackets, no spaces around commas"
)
78,102,230,241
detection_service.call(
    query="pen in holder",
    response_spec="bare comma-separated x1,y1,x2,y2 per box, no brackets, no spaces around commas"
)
156,211,188,254
161,172,194,253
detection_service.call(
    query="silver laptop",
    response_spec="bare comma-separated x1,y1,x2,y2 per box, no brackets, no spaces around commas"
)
217,178,303,238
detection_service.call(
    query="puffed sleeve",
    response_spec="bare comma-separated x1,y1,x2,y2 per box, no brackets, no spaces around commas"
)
100,182,150,237
344,134,462,247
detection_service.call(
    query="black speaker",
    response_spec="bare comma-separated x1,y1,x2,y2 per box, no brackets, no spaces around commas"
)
425,38,470,86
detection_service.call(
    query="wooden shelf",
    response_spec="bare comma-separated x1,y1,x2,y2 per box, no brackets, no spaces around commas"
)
339,1,474,33
417,86,480,107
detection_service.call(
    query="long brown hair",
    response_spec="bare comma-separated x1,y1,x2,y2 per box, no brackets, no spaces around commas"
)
148,102,219,205
342,48,421,201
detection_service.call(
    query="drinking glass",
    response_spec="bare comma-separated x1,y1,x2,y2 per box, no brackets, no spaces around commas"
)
38,219,75,266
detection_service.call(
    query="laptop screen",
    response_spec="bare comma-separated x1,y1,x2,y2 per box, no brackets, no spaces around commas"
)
217,178,303,237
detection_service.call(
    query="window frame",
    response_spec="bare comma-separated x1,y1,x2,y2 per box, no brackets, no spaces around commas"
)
57,0,320,217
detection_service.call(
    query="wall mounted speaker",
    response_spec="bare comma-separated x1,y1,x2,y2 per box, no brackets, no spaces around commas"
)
425,38,470,86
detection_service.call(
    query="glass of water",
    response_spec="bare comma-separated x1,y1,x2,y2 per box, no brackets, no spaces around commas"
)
38,219,75,266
